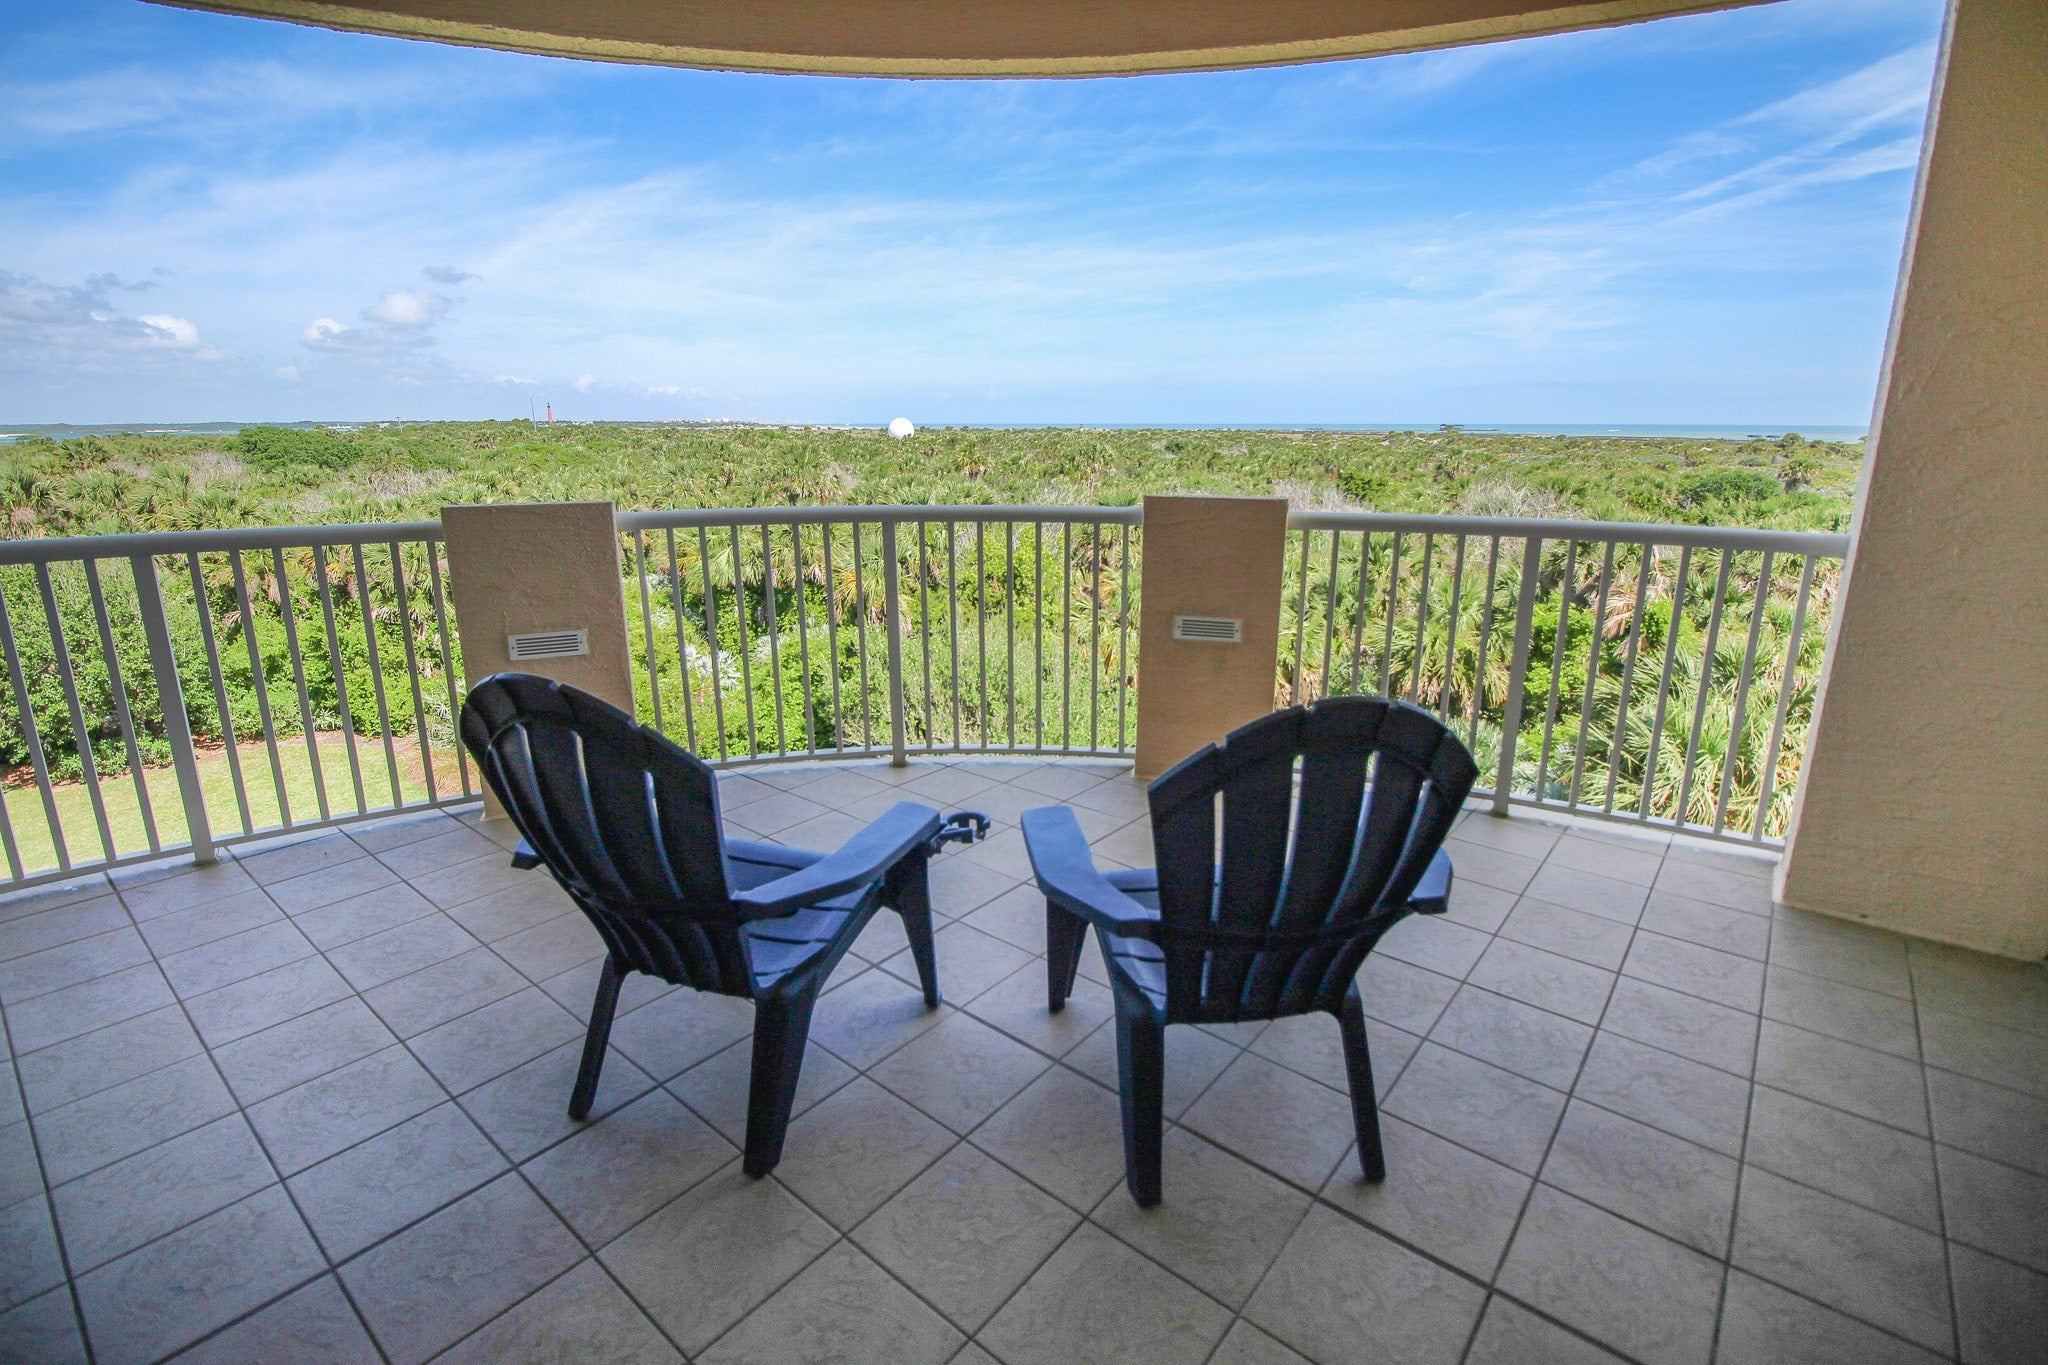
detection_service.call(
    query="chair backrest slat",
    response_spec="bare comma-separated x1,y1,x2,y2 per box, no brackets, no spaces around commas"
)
1147,696,1477,1023
461,672,756,997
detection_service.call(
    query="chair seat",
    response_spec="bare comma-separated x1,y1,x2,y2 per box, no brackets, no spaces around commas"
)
727,837,869,993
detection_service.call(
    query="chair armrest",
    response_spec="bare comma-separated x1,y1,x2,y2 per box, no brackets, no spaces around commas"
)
732,802,943,917
510,840,542,871
1021,806,1160,941
1406,847,1453,914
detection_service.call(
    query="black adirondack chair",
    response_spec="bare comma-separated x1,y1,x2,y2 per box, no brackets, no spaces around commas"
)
461,673,983,1177
1022,696,1478,1205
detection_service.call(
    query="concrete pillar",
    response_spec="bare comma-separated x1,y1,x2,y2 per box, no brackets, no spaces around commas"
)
441,501,637,814
1776,0,2048,959
1134,495,1289,779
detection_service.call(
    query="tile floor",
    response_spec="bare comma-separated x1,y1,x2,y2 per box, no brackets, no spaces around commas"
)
1,756,2044,1364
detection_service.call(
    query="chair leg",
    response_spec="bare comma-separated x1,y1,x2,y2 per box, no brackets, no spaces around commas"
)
889,854,942,1009
1339,984,1386,1182
1046,903,1088,1012
743,991,819,1177
569,955,625,1121
1113,1003,1166,1206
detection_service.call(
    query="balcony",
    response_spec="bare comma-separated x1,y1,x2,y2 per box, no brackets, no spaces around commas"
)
1,505,2043,1363
3,759,2044,1363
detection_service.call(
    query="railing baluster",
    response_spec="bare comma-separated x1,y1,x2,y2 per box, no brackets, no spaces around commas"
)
311,549,367,815
1639,545,1693,821
819,524,841,754
1534,541,1577,806
881,519,909,767
1379,533,1403,697
1441,535,1466,724
1407,533,1433,705
273,548,330,821
1005,521,1017,749
1469,536,1501,753
666,530,699,754
1349,532,1372,694
130,554,214,866
918,521,936,752
1291,528,1311,703
1567,542,1616,806
183,553,252,836
792,523,816,755
977,522,990,747
1602,546,1655,816
1319,529,1341,705
1676,551,1735,829
85,559,161,852
1088,523,1104,751
634,531,666,738
231,553,291,827
349,544,403,810
424,543,473,798
1034,521,1046,749
760,523,787,757
698,526,729,760
1491,537,1546,816
949,521,963,750
1116,522,1132,750
1059,522,1073,751
388,542,439,804
728,526,758,760
1755,555,1817,842
2,574,71,870
36,563,116,861
1713,550,1775,835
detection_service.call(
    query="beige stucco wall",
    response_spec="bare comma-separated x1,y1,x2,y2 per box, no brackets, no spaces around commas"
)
1134,496,1289,779
1776,0,2048,960
441,501,637,814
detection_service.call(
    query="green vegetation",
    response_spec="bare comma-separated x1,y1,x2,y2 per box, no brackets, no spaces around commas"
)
0,422,1859,874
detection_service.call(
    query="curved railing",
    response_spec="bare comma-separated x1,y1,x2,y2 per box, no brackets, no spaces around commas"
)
0,505,1846,891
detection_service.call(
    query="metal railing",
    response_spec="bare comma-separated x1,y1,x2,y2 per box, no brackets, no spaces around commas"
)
0,503,1845,893
0,523,474,889
1282,513,1847,845
616,506,1142,766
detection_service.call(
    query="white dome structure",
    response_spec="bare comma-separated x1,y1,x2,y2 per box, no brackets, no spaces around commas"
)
887,417,915,439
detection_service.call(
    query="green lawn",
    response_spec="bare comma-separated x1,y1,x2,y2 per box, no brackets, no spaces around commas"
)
3,734,472,878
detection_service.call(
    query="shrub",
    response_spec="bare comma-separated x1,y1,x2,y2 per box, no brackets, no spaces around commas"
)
1677,467,1779,508
237,426,359,473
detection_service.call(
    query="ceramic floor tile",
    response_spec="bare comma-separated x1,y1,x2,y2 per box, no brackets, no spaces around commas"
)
852,1144,1078,1331
669,1035,857,1148
1907,940,2048,1039
1429,985,1595,1091
1442,840,1542,896
435,1259,680,1365
50,1114,276,1273
288,1102,509,1261
607,984,756,1081
971,1066,1128,1211
962,960,1114,1058
1926,1067,2048,1177
1950,1242,2048,1365
881,921,1034,1007
1497,1186,1722,1365
213,996,396,1104
1467,937,1615,1026
458,1040,655,1164
1574,1032,1750,1156
361,946,529,1038
772,1077,957,1230
1180,1052,1359,1191
237,832,367,886
1545,833,1663,887
35,1053,236,1185
1715,1268,1946,1365
325,913,480,993
1937,1143,2048,1274
869,1010,1052,1134
408,986,583,1094
1638,890,1771,961
1373,912,1492,978
1525,864,1649,925
1539,1100,1738,1256
1067,1015,1240,1119
491,912,605,983
1320,1115,1531,1281
700,1239,963,1365
1500,898,1634,970
266,856,399,915
1768,911,1912,998
1920,1006,2048,1098
1248,1010,1418,1100
13,1005,203,1115
3,960,176,1055
1729,1167,1952,1355
0,897,130,963
980,1222,1231,1365
339,1173,583,1365
1091,1127,1311,1308
1745,1085,1941,1231
1465,1296,1627,1363
182,955,354,1048
442,876,577,944
1763,964,1920,1059
175,1275,381,1364
0,926,153,1004
373,827,503,880
1652,859,1772,914
1440,879,1516,934
247,1044,448,1175
1599,976,1758,1076
0,1286,89,1365
1208,1319,1312,1365
1756,1021,1930,1136
1381,1042,1567,1174
599,1164,837,1355
0,1196,68,1313
521,1089,734,1246
291,882,439,953
1621,931,1763,1013
1354,951,1462,1035
807,968,951,1069
74,1185,324,1365
1245,1205,1486,1365
134,889,281,959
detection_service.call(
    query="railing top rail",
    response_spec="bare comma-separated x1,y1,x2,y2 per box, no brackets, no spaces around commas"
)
617,503,1144,531
1284,510,1849,556
0,521,444,565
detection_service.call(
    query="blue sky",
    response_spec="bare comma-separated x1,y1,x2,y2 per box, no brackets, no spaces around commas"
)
0,0,1943,426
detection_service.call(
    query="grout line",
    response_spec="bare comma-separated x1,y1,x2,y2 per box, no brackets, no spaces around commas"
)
1910,940,1965,1361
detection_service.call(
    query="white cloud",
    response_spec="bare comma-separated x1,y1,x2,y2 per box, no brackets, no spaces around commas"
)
491,373,538,386
423,265,476,284
138,313,200,348
573,373,597,393
363,288,449,328
276,363,301,380
300,316,351,348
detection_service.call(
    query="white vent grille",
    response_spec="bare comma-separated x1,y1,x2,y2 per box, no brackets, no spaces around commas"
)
507,629,589,662
1172,615,1242,644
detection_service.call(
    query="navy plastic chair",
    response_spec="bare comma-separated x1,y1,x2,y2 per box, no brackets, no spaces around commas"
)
461,673,983,1177
1022,696,1478,1205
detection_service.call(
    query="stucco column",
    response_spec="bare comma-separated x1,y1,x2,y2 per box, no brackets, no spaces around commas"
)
441,501,637,814
1776,0,2048,959
1133,495,1289,779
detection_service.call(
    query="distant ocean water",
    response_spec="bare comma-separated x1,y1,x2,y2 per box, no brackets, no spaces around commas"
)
0,420,1867,444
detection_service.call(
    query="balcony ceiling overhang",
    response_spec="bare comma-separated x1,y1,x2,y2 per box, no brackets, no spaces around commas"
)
146,0,1776,76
